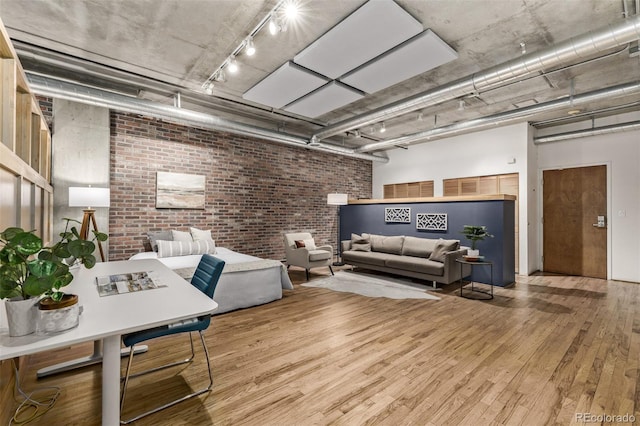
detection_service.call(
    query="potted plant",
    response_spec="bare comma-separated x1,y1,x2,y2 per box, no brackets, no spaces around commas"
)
460,225,493,257
0,219,107,336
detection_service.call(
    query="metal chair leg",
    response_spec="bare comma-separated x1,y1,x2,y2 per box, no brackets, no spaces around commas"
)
328,265,334,276
119,332,213,424
305,269,309,281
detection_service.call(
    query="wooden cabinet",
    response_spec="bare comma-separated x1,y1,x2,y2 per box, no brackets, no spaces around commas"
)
384,180,434,199
444,173,519,273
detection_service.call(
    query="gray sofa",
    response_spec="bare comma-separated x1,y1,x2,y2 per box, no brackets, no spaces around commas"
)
341,233,470,287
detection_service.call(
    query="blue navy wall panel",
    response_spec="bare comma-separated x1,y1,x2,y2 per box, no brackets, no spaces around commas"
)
340,200,515,286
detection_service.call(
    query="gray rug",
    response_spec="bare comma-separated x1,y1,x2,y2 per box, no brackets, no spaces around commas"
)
302,271,440,300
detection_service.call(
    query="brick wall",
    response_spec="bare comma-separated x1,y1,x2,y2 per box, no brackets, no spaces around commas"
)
110,112,372,261
36,95,53,132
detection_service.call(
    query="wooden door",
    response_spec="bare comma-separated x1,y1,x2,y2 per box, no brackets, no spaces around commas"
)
543,165,607,278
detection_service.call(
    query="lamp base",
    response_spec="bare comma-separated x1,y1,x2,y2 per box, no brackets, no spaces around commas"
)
332,261,345,267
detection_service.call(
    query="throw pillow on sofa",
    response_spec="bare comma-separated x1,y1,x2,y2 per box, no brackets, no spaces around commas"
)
351,233,371,252
428,239,460,263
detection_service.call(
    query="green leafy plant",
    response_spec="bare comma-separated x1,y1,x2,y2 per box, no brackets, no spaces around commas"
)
460,225,494,250
0,219,108,302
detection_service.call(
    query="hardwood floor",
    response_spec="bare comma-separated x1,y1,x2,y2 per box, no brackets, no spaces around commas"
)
10,268,640,425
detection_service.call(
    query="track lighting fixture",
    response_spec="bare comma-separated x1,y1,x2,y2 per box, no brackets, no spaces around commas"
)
379,122,386,133
204,82,214,95
214,69,226,82
284,1,300,20
520,42,526,55
269,14,281,35
245,37,255,56
227,55,238,73
458,100,466,111
417,111,424,121
202,0,301,91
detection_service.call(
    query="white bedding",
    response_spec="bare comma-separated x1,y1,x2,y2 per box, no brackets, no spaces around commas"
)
129,247,293,314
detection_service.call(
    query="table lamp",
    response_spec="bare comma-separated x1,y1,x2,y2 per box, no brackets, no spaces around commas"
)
69,186,110,262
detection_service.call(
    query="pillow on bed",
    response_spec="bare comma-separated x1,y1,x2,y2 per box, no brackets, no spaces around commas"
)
190,227,214,242
171,229,193,242
157,240,217,258
147,230,173,252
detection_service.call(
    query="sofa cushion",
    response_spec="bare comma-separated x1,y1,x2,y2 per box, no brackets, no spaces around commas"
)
308,249,331,262
385,256,444,276
342,250,392,267
369,234,404,255
401,236,438,257
428,239,460,263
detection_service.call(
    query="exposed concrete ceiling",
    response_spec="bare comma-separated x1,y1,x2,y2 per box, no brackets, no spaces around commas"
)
1,0,639,152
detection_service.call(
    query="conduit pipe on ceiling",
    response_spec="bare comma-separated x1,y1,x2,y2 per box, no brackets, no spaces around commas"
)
26,74,387,163
356,81,640,152
311,15,640,143
534,120,640,144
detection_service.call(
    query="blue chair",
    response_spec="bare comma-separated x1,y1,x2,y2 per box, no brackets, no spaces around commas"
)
119,254,225,424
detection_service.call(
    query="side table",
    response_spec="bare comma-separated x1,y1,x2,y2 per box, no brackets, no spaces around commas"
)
455,258,494,300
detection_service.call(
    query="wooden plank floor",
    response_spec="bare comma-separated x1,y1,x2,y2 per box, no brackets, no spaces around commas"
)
10,268,640,425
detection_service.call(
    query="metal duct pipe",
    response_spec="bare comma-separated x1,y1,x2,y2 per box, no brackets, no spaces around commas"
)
311,15,640,143
356,81,640,152
534,120,640,144
27,74,387,163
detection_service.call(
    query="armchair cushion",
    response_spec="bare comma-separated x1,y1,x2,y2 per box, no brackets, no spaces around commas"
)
308,249,331,262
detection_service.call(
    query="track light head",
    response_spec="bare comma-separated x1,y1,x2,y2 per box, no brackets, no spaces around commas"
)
458,100,466,111
227,55,238,73
245,37,255,56
379,122,386,133
269,14,281,35
203,82,214,95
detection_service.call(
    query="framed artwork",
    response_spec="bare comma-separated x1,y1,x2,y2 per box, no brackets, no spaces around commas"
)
417,213,448,231
156,172,205,209
385,207,411,223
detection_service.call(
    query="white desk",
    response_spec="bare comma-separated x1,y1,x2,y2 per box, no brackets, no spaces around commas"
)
0,259,218,425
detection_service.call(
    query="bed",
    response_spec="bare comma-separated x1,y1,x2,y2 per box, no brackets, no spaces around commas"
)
129,247,293,314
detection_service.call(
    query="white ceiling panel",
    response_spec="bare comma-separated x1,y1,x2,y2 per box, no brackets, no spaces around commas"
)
293,0,423,79
284,82,364,118
340,30,458,94
242,62,328,109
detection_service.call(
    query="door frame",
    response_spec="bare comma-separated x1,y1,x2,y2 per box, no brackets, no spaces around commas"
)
537,161,611,279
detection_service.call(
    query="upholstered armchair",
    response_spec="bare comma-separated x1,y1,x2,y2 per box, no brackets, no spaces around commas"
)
284,232,334,281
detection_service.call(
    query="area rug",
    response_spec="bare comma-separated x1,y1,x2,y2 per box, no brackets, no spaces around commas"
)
302,271,440,300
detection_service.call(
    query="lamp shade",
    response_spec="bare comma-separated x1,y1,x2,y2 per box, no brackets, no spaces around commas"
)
69,187,110,208
327,193,348,205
